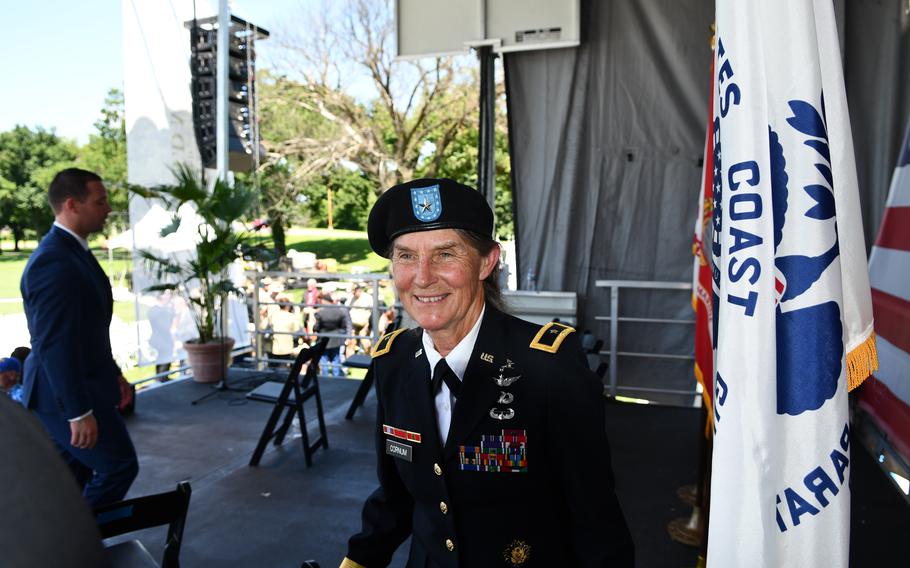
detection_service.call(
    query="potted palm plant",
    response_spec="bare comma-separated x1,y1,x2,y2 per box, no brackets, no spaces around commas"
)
135,164,263,383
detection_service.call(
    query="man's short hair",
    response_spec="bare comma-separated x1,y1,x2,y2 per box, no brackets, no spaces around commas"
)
48,168,102,213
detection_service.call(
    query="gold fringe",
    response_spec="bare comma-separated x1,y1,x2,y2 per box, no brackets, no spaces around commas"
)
694,363,714,438
340,558,367,568
847,331,878,391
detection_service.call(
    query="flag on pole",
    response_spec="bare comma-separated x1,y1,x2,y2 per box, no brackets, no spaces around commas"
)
859,120,910,462
708,1,877,567
693,55,716,424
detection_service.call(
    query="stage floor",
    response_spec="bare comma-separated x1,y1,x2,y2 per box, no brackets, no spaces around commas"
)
117,371,909,567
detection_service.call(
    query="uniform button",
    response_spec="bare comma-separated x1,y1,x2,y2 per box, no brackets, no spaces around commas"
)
445,539,455,552
433,463,442,476
439,501,448,514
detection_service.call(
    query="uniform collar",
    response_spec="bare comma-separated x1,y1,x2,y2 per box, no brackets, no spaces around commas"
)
53,221,89,251
422,305,486,382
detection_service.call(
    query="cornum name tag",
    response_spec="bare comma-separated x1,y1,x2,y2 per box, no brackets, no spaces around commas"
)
386,439,413,462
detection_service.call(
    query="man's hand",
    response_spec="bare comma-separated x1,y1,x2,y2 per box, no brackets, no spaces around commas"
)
118,375,134,410
70,414,98,449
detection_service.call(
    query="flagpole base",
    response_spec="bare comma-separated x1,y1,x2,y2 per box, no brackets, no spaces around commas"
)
667,506,704,548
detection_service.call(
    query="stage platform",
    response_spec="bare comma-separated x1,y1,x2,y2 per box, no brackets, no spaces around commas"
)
115,371,909,567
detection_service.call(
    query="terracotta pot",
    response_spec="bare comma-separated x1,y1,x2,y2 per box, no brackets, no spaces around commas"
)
184,338,235,383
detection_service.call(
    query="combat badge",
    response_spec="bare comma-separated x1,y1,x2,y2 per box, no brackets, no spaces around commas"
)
493,359,521,387
503,540,531,567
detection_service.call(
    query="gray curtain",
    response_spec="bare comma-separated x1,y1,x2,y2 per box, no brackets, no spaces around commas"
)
504,0,909,395
843,0,910,247
505,0,714,396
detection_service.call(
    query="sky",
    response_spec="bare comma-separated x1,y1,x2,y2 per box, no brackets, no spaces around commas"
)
0,0,301,145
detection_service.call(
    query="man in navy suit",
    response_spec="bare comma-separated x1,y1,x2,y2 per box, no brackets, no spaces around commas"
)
20,168,138,507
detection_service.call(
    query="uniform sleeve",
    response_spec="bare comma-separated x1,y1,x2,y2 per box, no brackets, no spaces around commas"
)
24,253,92,419
344,366,413,567
546,332,634,567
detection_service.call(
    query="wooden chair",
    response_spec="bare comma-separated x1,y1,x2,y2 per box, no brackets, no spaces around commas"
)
247,338,329,467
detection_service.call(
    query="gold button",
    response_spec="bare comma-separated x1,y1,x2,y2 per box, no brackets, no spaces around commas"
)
439,501,448,514
433,463,442,476
445,539,455,552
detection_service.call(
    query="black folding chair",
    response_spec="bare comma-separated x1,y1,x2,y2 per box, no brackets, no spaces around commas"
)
94,482,192,568
247,338,329,467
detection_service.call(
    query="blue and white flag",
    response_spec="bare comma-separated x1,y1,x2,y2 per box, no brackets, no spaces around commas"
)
708,1,877,566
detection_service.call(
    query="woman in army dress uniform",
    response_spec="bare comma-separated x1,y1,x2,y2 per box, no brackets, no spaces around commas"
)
341,178,633,568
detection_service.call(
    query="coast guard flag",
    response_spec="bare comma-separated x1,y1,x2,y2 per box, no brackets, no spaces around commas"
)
860,120,910,463
708,2,877,567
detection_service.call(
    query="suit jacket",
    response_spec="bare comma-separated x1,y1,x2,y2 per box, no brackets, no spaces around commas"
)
20,226,121,419
345,306,633,568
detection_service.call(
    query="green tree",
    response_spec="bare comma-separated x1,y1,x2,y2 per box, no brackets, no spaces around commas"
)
301,167,376,231
0,126,78,250
271,0,478,189
78,88,128,233
417,88,514,239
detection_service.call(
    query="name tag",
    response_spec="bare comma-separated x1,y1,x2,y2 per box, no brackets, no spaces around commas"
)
386,439,413,462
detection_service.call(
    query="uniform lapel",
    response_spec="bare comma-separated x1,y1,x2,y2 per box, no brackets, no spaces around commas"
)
443,307,506,461
403,340,444,457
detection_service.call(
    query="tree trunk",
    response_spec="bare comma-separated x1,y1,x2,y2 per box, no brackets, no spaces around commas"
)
270,216,287,257
12,225,22,252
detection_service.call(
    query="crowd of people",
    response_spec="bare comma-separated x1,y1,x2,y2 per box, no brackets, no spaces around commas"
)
257,277,398,376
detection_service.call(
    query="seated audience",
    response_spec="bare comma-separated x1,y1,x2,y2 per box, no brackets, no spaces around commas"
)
0,357,23,403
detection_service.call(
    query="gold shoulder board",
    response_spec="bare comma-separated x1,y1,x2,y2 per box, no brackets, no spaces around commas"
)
529,322,576,353
371,328,409,357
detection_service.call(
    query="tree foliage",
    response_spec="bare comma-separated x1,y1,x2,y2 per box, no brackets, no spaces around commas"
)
271,0,479,190
0,126,78,249
78,88,129,232
0,88,129,249
252,0,514,244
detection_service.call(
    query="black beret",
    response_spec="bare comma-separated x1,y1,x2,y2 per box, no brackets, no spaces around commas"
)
367,178,494,257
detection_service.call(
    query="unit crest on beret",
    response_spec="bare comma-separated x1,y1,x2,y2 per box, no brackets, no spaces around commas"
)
371,328,409,358
529,322,576,353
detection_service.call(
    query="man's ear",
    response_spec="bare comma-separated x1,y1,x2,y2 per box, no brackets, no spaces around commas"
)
62,196,79,214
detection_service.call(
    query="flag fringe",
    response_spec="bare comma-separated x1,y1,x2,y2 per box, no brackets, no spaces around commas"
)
847,331,878,391
694,363,714,437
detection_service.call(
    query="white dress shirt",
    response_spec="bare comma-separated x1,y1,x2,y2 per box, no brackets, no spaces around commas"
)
422,306,485,445
53,221,89,250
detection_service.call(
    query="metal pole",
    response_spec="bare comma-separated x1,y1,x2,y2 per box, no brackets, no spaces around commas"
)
609,284,619,397
216,0,230,178
371,276,380,346
477,44,496,211
252,272,262,368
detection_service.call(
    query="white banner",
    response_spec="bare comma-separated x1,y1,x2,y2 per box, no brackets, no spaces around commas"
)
708,1,876,567
122,0,250,366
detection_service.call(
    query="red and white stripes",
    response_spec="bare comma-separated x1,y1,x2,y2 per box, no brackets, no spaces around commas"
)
863,124,910,460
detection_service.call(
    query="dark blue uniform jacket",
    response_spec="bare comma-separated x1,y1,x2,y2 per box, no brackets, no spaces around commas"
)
346,306,633,568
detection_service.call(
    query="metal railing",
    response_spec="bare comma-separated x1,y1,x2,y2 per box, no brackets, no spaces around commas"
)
594,280,696,400
248,270,392,368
